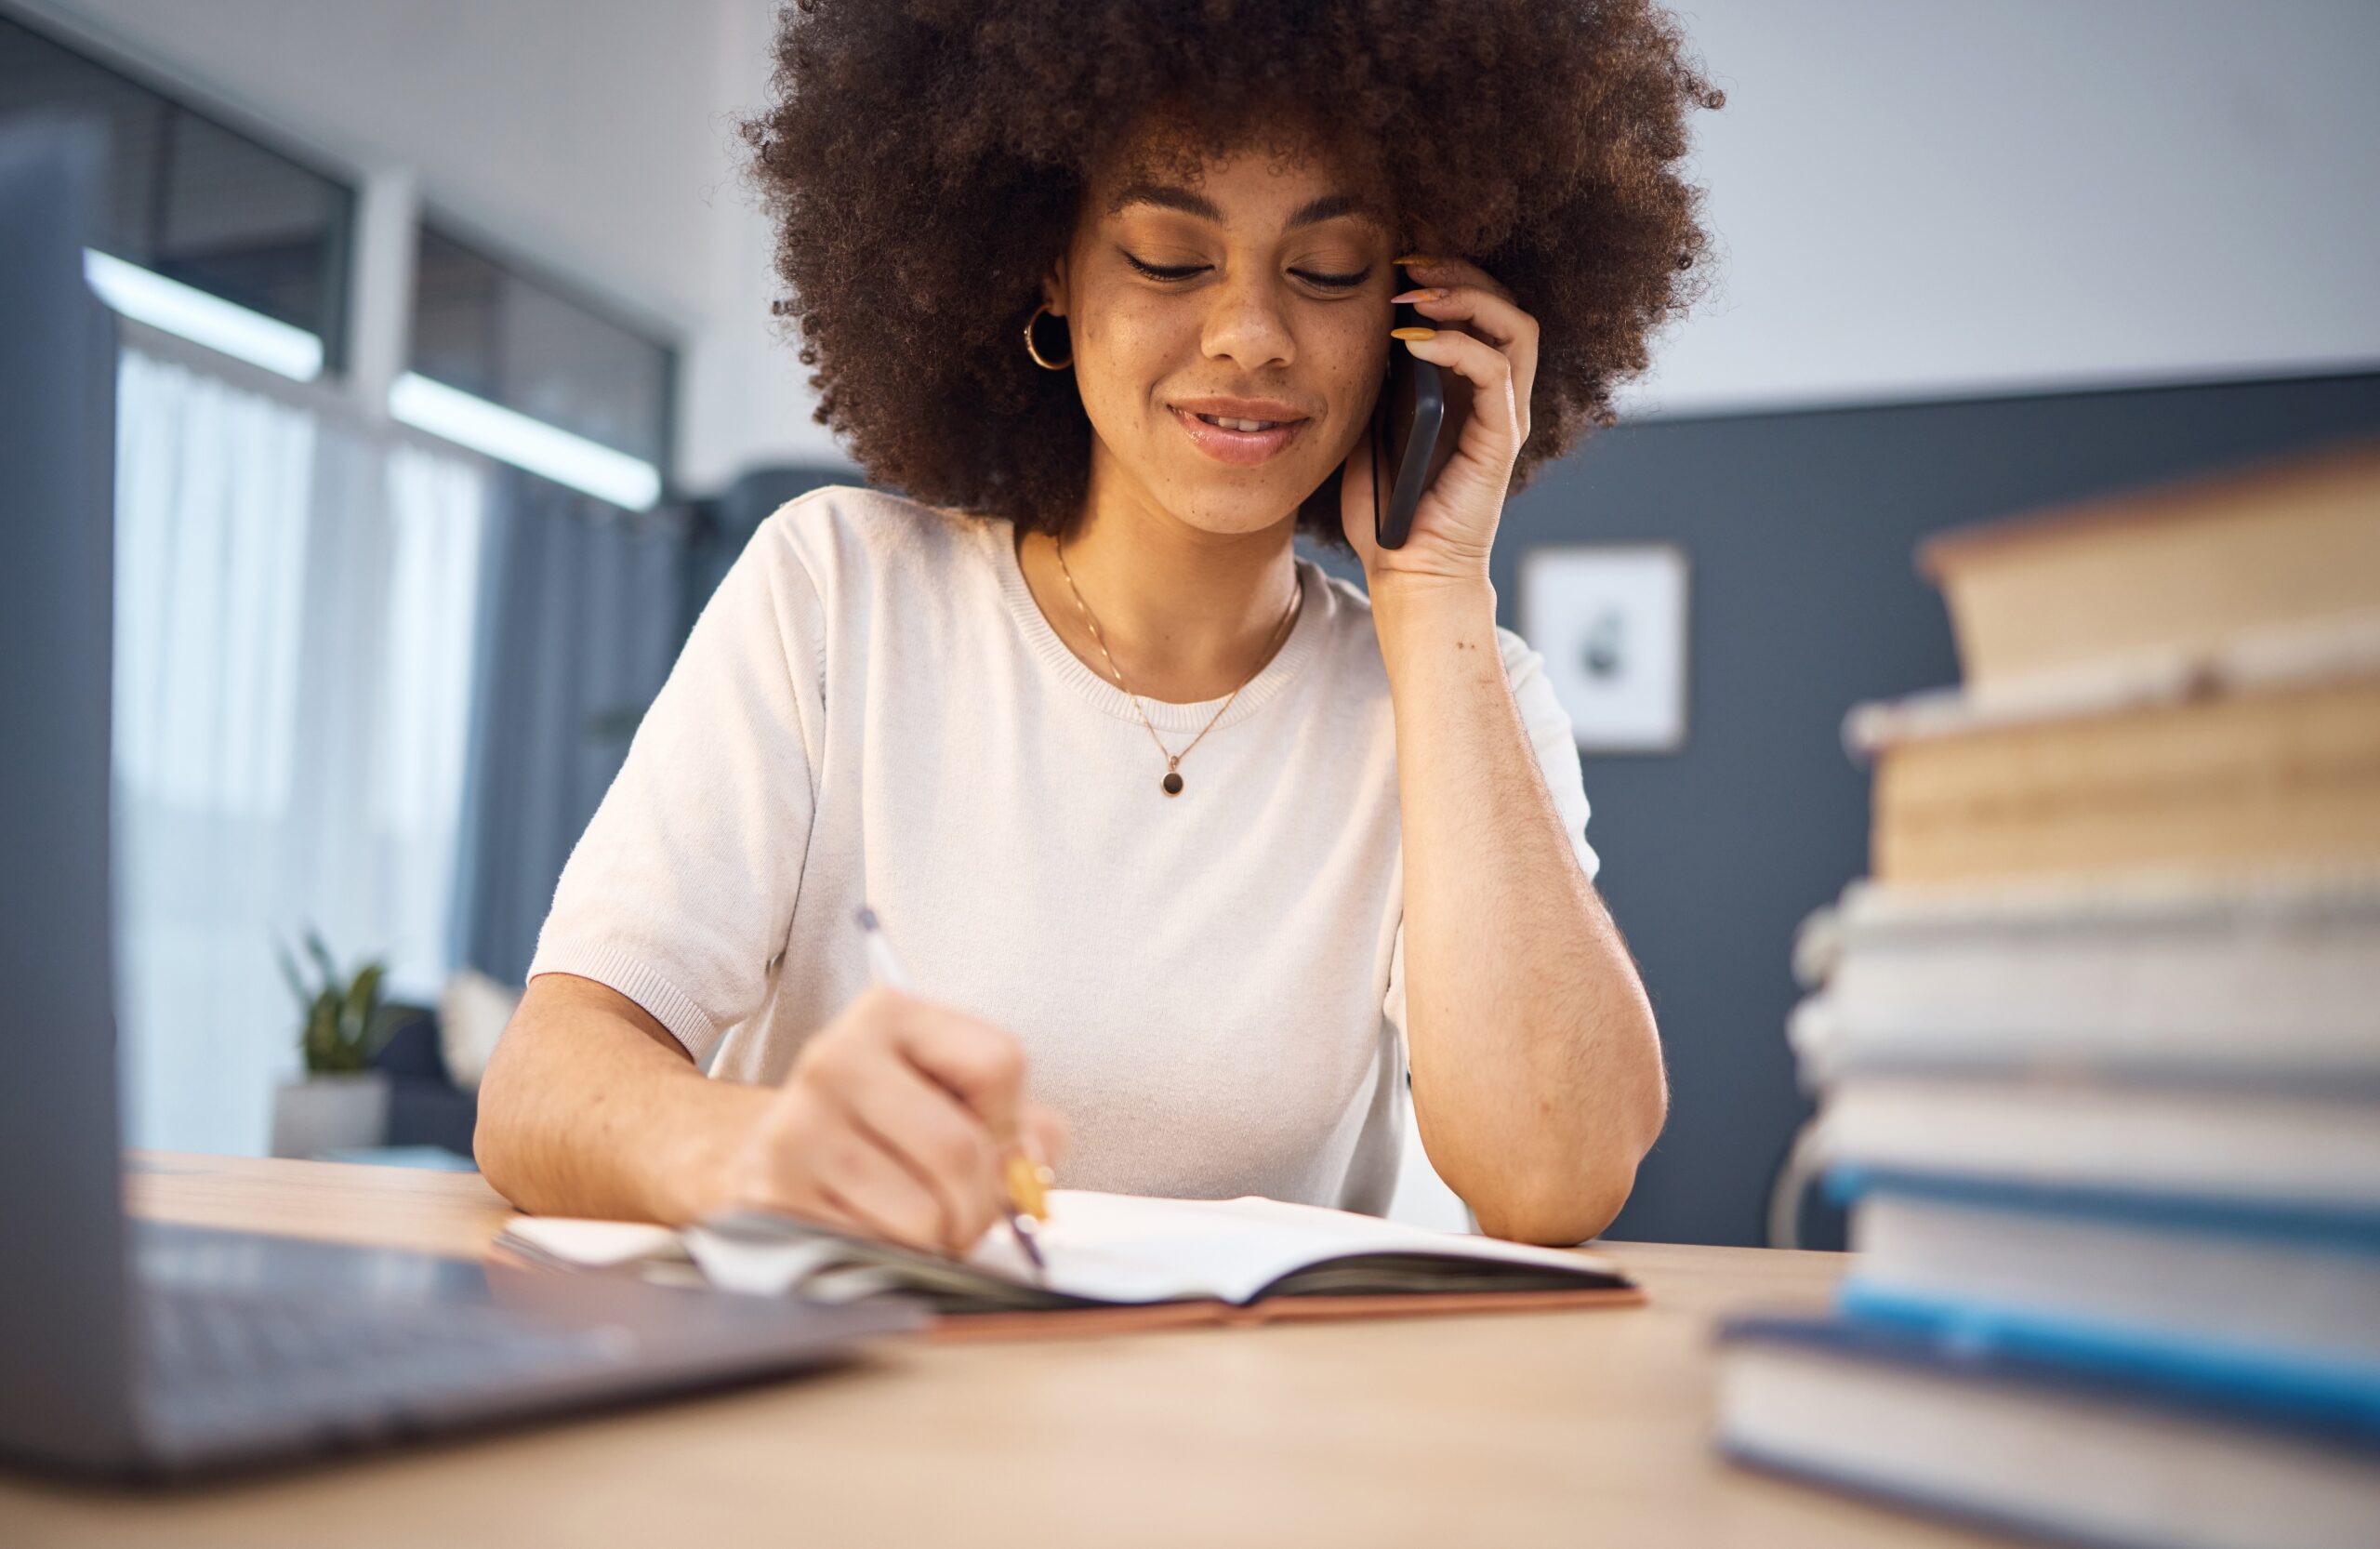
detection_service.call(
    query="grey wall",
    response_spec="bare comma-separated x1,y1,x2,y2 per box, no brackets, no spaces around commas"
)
1482,370,2380,1248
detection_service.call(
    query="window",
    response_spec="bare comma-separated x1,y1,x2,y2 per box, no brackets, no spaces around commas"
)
0,11,352,377
397,222,674,508
112,348,491,1154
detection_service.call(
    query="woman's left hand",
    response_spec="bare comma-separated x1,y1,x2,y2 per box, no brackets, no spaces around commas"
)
1338,254,1537,596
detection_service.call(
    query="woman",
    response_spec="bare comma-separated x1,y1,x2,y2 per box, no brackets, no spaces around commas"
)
474,0,1721,1249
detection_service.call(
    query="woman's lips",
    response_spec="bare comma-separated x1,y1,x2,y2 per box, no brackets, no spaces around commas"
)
1170,405,1306,466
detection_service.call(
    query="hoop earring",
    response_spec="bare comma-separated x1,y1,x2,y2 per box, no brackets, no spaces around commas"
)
1024,302,1074,370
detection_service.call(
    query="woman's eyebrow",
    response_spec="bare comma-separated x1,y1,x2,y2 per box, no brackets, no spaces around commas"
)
1108,181,1385,232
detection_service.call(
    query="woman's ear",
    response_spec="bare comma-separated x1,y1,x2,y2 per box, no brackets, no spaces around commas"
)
1041,252,1070,318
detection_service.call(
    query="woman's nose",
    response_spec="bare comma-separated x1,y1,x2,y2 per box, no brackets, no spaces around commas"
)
1198,276,1294,371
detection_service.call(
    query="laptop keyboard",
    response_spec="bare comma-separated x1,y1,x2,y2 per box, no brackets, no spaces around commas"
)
117,1224,893,1470
143,1285,635,1415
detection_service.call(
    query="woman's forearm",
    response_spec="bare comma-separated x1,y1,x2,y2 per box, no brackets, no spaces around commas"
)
1374,578,1668,1245
473,973,769,1223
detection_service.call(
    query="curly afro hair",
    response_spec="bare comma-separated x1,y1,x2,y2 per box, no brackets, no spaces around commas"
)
741,0,1723,550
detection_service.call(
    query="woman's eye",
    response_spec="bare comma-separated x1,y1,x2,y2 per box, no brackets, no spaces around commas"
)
1120,252,1370,292
1123,253,1205,282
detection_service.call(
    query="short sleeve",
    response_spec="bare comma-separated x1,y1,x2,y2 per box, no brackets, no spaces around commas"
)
524,519,826,1063
1382,626,1600,1042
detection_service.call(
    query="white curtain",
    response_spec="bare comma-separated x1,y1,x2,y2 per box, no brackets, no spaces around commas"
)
111,349,488,1155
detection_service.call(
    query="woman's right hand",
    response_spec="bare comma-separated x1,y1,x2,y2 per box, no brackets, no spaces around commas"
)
709,984,1068,1255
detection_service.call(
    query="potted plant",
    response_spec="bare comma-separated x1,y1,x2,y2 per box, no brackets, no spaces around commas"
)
268,929,406,1159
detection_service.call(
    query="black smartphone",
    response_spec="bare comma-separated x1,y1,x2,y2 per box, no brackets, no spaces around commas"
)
1298,264,1447,549
1369,271,1447,549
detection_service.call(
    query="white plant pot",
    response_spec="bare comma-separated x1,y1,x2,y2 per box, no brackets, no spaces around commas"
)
270,1071,390,1159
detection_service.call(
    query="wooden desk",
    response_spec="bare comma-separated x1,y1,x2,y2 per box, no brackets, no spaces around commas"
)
0,1152,2011,1548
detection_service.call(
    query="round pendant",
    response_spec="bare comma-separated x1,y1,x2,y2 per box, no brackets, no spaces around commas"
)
1161,771,1183,796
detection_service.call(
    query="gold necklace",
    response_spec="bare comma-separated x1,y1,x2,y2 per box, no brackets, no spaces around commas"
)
1052,533,1303,798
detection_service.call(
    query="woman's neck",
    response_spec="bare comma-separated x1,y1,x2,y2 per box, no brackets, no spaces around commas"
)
1014,463,1304,706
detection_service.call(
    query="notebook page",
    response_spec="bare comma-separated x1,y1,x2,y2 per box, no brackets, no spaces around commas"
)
502,1216,687,1268
964,1190,1622,1304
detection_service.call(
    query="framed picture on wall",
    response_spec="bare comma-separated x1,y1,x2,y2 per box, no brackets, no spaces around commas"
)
1518,543,1690,753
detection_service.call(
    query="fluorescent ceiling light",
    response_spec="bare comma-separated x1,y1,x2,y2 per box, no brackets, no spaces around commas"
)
83,248,324,383
388,372,662,511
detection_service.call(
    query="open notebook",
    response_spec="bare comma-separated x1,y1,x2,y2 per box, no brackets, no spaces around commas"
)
494,1190,1641,1338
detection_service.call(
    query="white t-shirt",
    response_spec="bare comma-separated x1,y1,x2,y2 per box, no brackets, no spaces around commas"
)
527,484,1598,1214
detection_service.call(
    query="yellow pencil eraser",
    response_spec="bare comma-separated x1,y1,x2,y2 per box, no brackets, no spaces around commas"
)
1004,1152,1051,1220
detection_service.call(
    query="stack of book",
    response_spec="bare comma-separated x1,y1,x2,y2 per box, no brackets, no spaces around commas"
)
1714,439,2380,1549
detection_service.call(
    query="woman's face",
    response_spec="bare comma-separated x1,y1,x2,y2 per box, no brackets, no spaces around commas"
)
1048,135,1396,537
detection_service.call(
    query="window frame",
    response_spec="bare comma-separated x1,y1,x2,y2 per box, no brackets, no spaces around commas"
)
0,2,360,377
407,207,681,492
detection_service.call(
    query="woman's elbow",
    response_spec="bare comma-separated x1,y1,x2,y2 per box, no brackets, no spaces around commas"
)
469,1002,553,1202
1469,1092,1665,1247
469,1044,526,1200
1471,1151,1644,1247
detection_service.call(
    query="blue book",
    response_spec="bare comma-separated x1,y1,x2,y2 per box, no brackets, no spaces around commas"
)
1829,1165,2380,1406
1715,1313,2380,1549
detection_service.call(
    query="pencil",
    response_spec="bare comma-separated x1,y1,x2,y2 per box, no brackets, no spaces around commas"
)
853,905,1050,1276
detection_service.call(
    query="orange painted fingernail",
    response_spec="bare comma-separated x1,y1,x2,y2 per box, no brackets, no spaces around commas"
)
1391,326,1436,341
1395,253,1447,267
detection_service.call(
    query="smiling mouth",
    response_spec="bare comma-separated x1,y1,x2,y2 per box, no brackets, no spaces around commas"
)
1192,412,1295,431
1170,405,1308,466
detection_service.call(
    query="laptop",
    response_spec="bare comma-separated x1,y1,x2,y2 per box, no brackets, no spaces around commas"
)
0,120,920,1483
